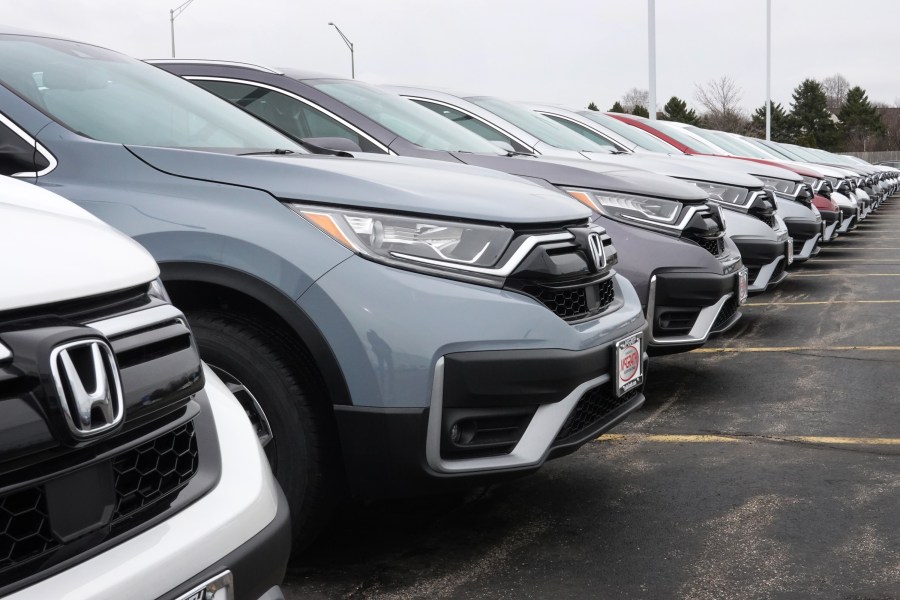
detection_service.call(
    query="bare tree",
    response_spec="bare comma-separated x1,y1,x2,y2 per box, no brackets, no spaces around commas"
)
621,88,649,112
821,74,850,114
694,76,746,132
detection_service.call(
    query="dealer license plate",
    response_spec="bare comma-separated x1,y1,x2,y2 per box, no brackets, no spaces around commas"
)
786,238,794,265
615,332,644,397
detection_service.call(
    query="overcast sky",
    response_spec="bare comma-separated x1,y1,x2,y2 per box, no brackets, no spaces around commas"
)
7,0,899,113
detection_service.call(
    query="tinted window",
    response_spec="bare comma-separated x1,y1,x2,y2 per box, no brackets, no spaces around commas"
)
411,100,531,153
0,119,49,176
194,79,383,153
0,35,303,153
543,115,619,152
578,111,681,153
309,80,502,154
466,96,609,152
647,120,722,154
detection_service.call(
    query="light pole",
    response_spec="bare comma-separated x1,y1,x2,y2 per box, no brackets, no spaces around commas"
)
647,0,657,120
328,22,355,79
765,0,772,140
170,0,198,58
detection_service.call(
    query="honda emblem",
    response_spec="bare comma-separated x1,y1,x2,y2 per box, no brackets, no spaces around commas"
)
587,232,606,271
50,339,124,438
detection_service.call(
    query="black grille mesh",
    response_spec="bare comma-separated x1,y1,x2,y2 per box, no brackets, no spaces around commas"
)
554,387,641,444
696,237,725,256
0,422,198,575
522,278,616,322
0,489,58,572
112,422,199,521
713,297,739,330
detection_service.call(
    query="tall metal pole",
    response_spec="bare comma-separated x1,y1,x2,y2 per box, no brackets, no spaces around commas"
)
169,0,197,59
648,0,657,120
766,0,772,140
328,22,355,79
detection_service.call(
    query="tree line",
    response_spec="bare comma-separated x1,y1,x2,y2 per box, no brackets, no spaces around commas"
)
589,74,891,152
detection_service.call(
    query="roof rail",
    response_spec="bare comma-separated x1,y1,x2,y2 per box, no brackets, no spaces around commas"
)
145,59,283,75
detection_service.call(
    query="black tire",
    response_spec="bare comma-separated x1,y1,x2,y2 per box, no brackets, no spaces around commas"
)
186,309,341,548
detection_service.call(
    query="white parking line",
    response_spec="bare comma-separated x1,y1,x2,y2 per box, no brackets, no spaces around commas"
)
744,299,900,306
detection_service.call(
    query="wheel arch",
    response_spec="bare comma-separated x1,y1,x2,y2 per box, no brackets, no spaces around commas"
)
159,261,352,408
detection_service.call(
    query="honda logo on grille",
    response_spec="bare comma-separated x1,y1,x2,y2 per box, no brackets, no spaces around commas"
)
50,339,124,438
588,232,606,271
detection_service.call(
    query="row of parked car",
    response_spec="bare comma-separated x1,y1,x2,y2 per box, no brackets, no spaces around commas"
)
0,30,896,599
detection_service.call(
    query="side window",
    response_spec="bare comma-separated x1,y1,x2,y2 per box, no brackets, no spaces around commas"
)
411,100,531,153
0,119,48,176
544,115,621,151
194,80,384,153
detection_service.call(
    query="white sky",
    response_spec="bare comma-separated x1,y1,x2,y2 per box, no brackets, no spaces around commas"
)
6,0,898,113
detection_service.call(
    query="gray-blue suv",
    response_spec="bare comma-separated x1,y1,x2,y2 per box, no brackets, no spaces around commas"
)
0,32,648,545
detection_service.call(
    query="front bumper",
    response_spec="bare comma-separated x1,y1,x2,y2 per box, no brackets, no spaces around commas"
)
646,269,744,353
783,218,822,262
731,236,790,293
817,208,841,242
301,255,648,499
8,366,289,600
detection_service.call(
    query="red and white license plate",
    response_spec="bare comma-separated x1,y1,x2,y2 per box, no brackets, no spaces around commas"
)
615,332,644,397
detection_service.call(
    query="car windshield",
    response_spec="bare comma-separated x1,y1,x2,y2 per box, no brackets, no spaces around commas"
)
0,34,304,153
466,96,609,152
309,80,502,154
762,141,804,160
578,111,682,154
646,120,723,154
740,137,788,159
687,127,768,158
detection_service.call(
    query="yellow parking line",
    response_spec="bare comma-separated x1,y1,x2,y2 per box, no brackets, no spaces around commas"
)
745,299,900,306
791,273,900,277
807,259,900,262
692,345,900,353
596,433,900,445
821,247,900,250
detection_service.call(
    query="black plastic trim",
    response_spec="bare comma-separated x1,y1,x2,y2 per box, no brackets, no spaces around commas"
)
158,262,352,406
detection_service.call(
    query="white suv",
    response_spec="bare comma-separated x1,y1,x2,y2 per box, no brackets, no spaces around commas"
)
0,176,288,599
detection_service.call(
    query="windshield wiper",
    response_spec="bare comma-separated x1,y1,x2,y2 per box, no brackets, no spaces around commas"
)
238,149,296,156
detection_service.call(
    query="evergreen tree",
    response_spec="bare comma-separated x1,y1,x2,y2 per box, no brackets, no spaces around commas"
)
789,79,840,149
610,101,627,113
660,96,701,125
838,86,885,151
750,101,797,142
631,105,649,118
587,101,599,111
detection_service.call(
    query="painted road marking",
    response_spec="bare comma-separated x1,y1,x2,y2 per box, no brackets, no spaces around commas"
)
744,299,900,306
692,345,900,353
805,259,900,262
597,433,900,445
790,273,900,277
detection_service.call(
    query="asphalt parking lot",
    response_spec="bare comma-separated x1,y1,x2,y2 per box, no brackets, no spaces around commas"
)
283,201,900,600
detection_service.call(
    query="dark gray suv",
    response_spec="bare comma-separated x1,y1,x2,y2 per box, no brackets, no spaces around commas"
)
0,32,648,546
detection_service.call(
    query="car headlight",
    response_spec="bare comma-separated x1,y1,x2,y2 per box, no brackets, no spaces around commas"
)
682,180,750,207
289,203,515,276
566,189,682,230
756,176,799,195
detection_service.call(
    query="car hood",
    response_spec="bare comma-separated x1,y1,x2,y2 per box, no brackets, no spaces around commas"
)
0,176,158,312
688,155,804,182
457,153,709,202
126,146,591,224
541,153,765,189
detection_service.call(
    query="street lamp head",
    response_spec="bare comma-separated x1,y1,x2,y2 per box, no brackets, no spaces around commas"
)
328,21,334,25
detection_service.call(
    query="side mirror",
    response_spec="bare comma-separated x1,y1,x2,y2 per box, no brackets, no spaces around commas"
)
300,137,363,154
